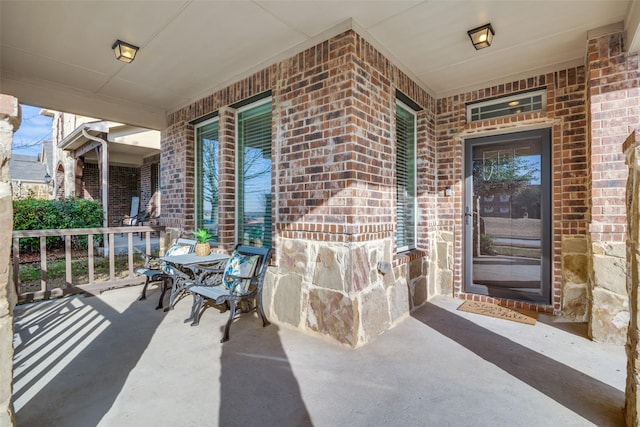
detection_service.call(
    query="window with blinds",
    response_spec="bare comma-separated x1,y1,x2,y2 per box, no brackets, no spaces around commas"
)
237,99,272,248
396,101,416,251
195,118,219,241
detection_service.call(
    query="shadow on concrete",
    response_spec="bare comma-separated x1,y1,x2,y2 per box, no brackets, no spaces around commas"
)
217,316,313,427
412,302,625,426
536,315,590,339
13,294,165,427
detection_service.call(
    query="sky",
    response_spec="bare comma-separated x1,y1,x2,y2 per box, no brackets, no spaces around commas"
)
12,104,53,156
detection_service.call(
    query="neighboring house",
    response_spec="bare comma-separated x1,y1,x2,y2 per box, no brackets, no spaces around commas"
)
10,141,52,200
160,26,638,348
49,111,161,226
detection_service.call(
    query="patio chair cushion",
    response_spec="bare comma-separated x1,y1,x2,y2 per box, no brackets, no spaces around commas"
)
223,251,259,295
134,242,192,277
162,243,192,273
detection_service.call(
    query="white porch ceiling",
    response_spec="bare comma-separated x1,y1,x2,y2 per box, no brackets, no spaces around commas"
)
1,1,638,130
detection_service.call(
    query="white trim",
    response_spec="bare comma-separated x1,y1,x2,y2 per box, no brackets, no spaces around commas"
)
588,21,624,40
626,3,640,55
460,120,556,139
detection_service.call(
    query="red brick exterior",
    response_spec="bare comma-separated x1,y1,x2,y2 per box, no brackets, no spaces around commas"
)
437,68,589,313
162,31,436,253
80,163,99,201
162,68,274,231
274,33,435,247
587,32,640,243
160,27,638,317
79,162,140,225
218,107,237,251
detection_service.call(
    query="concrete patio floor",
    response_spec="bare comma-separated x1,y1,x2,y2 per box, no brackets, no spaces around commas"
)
12,285,626,427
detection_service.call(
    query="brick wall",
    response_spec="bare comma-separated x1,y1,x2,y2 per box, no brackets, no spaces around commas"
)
436,68,589,313
587,32,640,242
80,162,140,225
81,163,99,200
586,30,639,343
162,68,275,231
163,30,436,252
275,32,402,244
107,165,140,225
218,107,237,251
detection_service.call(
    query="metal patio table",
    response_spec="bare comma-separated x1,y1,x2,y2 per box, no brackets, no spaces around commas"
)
159,252,229,311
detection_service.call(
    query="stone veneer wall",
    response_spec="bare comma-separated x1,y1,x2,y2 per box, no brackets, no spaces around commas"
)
162,29,438,347
11,181,49,200
0,94,19,426
436,67,589,314
587,30,639,344
561,236,589,320
624,130,640,427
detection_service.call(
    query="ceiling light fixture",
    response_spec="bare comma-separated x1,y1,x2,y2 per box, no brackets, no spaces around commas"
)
467,23,495,50
112,39,139,63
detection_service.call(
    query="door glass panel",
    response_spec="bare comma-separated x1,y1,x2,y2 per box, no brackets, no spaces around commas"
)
465,130,550,303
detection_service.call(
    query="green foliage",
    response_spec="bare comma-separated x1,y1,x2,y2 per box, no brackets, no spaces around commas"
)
473,152,539,199
13,197,104,253
480,233,496,255
192,228,213,243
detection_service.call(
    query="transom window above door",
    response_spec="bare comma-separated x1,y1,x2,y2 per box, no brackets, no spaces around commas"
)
467,90,546,122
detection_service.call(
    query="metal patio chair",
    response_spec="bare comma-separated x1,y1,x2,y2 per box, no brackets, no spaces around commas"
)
134,238,196,309
185,245,273,342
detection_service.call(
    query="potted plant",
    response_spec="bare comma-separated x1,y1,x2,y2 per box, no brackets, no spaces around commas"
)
193,229,213,256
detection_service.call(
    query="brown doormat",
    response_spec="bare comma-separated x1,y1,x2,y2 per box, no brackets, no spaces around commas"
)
457,300,537,325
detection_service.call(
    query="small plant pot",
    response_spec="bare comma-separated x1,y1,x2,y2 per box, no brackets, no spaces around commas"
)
195,242,210,256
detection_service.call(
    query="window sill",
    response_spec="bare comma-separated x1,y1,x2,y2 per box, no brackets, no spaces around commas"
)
395,248,425,265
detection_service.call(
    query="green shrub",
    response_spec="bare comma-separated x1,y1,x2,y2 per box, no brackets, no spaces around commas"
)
13,197,104,253
480,233,497,255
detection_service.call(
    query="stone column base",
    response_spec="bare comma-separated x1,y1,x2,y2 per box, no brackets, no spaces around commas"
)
263,237,434,348
589,241,628,345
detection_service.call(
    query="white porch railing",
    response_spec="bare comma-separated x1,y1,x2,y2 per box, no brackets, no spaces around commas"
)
12,226,166,302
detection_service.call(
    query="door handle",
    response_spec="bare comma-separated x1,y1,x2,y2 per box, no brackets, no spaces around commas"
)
465,207,472,225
